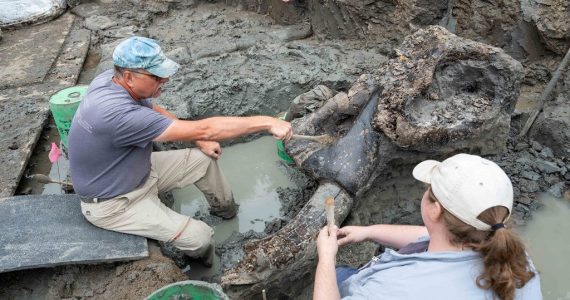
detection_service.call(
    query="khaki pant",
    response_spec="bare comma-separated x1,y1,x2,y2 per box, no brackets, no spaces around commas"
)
80,149,236,260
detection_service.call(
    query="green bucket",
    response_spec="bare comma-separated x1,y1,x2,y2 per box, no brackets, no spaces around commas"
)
147,280,229,300
277,140,294,164
49,85,88,149
277,112,294,164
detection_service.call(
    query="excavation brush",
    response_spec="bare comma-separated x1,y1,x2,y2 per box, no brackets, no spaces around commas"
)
291,134,335,144
325,197,335,229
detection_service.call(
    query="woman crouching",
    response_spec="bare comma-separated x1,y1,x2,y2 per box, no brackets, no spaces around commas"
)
314,153,542,300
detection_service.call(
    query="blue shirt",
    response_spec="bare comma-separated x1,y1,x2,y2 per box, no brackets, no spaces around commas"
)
68,70,173,198
339,237,542,299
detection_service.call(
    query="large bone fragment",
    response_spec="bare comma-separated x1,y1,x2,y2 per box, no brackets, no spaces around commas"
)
291,92,381,195
285,75,381,195
374,25,524,154
221,182,352,298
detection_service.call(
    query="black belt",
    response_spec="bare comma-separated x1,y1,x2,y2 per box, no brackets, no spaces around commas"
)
79,196,114,203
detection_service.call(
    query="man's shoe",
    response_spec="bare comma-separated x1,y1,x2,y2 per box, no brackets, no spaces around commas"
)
210,203,239,219
199,244,214,268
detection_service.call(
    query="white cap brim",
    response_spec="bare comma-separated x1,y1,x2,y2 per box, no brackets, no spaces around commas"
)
412,160,440,184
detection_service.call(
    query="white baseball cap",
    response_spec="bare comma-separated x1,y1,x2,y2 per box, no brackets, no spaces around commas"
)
412,153,513,231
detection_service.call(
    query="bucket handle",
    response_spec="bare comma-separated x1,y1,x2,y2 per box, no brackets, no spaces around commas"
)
68,92,81,98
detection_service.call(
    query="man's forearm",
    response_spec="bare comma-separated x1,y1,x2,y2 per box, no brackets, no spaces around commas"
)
367,225,428,249
155,116,275,142
152,105,216,146
313,260,341,300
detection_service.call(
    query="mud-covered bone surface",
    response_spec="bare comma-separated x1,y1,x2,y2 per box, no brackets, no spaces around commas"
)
374,26,524,154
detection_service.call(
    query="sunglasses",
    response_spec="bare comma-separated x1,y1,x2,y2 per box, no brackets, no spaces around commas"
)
128,70,165,81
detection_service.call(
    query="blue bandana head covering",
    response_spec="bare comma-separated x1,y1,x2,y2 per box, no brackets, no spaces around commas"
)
113,36,180,78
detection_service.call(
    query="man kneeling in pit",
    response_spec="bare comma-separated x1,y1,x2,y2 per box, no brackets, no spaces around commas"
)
68,36,292,266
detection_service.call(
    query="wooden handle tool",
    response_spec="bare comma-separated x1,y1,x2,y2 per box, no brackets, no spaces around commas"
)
291,134,335,144
325,197,335,229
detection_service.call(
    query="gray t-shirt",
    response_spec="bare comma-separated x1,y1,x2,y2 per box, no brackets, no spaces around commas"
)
68,70,173,198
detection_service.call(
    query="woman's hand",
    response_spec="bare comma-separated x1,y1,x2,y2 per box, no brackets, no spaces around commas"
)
317,226,339,263
337,226,369,246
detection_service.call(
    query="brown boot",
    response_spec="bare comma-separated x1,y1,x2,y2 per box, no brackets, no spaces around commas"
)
183,242,215,268
209,202,239,219
199,243,214,268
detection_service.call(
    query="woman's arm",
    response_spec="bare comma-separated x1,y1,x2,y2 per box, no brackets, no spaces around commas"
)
338,225,428,249
314,226,341,300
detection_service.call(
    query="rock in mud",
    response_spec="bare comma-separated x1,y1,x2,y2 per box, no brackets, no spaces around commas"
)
548,182,566,198
71,3,105,18
529,79,570,157
522,0,570,55
217,230,266,271
452,0,520,46
284,85,334,121
84,15,118,31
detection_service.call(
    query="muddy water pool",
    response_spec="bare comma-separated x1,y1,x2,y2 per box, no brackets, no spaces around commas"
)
173,136,295,233
172,136,297,277
519,194,570,300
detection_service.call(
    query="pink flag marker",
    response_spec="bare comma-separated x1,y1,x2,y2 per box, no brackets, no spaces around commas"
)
48,142,62,163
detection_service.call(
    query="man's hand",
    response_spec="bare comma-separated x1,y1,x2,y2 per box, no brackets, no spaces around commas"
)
269,118,293,141
337,226,369,246
195,140,222,159
317,226,339,263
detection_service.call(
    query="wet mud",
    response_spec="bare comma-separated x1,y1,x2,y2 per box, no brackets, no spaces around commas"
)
1,0,569,299
0,242,187,300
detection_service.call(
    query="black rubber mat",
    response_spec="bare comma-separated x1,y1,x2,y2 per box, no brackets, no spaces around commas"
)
0,194,148,273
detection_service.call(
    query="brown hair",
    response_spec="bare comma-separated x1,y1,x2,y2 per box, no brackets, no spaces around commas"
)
427,187,535,300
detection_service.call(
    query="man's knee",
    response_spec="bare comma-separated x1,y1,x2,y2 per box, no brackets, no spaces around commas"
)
189,238,213,259
194,228,214,255
188,148,215,170
191,221,214,252
174,219,214,257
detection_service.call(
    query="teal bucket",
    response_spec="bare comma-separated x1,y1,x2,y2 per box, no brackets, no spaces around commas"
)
147,280,229,300
49,85,88,149
277,139,294,164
